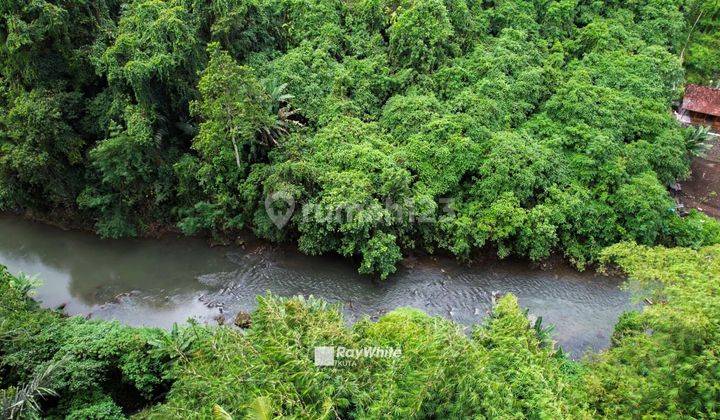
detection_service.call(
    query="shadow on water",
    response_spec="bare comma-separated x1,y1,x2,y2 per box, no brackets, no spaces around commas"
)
0,214,633,358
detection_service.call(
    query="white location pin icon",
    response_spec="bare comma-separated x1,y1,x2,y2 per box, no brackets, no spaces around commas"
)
264,191,295,228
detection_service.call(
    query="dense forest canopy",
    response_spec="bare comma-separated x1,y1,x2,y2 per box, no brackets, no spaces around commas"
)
1,0,720,277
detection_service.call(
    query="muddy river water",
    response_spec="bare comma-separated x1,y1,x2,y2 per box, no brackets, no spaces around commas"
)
0,214,635,357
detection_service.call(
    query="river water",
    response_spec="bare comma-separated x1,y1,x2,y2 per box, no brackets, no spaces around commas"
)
0,215,634,357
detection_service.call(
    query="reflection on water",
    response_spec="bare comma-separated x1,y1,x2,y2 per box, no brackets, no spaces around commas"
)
0,214,633,357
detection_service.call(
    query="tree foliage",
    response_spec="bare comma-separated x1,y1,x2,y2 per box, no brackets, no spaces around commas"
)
0,266,173,418
1,0,719,276
589,243,720,417
681,0,720,85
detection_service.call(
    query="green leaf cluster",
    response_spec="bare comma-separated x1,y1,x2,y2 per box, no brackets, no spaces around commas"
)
2,0,719,276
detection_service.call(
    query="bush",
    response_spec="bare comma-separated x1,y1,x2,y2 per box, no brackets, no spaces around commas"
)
588,243,720,417
0,266,172,418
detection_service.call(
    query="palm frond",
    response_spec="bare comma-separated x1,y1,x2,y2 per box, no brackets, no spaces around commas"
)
1,361,59,419
255,83,304,148
246,396,273,420
212,404,233,420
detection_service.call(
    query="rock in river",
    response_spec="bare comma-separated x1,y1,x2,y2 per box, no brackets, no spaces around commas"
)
234,311,252,329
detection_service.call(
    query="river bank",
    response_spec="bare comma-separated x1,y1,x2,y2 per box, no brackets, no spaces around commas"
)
0,214,633,357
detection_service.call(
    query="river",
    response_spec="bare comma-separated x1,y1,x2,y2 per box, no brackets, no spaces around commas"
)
0,214,634,357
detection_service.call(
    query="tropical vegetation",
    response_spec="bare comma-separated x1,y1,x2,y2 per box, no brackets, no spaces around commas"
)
2,0,720,417
2,0,720,277
1,242,718,418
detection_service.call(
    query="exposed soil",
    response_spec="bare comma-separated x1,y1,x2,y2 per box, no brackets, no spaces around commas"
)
678,136,720,219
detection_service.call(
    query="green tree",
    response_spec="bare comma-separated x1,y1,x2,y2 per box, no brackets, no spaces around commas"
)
0,87,85,213
176,43,274,235
388,0,455,73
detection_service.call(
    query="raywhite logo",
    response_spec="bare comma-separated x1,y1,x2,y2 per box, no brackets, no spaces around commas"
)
314,346,401,367
314,346,335,367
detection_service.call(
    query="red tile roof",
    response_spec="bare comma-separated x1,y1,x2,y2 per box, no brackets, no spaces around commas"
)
682,84,720,117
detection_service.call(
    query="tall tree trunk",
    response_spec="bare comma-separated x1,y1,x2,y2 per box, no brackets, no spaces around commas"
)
681,10,705,64
231,136,241,169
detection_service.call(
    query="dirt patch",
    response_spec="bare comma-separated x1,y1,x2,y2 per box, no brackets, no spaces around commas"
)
678,137,720,219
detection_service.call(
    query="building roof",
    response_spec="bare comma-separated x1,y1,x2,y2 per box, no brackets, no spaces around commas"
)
682,84,720,117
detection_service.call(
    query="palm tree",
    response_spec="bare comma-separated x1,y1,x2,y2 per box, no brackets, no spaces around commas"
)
685,125,714,157
256,83,304,147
